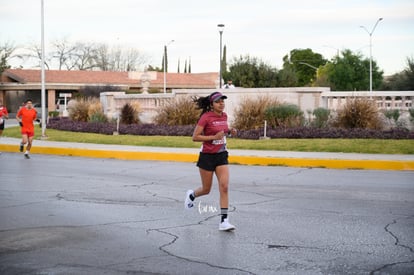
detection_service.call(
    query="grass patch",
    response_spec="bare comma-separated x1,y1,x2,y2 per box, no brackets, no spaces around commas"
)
227,138,414,154
3,126,414,154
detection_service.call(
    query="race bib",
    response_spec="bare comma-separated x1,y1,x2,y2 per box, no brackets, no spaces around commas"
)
212,136,227,145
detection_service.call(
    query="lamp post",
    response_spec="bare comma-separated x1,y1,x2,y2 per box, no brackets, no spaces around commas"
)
360,17,383,92
217,24,225,88
163,40,174,94
40,0,46,138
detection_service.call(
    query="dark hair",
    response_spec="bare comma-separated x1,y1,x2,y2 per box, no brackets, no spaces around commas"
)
193,92,222,115
25,99,33,103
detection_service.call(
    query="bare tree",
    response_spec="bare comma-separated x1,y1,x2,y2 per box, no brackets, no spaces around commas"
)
110,46,123,71
124,48,149,71
93,43,149,72
107,46,149,71
4,38,150,72
94,43,111,71
51,38,77,70
16,43,51,70
70,42,98,70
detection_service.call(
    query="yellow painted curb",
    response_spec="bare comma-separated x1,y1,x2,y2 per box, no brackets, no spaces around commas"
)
1,144,413,171
0,144,198,163
229,155,414,171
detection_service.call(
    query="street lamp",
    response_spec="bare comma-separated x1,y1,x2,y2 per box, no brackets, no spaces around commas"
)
360,17,383,92
217,23,225,88
298,62,319,71
163,40,174,94
40,0,47,138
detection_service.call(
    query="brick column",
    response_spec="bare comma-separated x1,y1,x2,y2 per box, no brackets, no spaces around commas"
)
48,90,56,112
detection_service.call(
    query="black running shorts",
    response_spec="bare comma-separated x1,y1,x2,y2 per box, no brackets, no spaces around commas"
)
197,151,229,171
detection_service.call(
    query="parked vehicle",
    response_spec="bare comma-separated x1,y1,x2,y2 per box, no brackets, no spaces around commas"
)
33,103,48,117
56,98,66,111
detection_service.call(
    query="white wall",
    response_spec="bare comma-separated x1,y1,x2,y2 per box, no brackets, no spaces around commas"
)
100,88,414,124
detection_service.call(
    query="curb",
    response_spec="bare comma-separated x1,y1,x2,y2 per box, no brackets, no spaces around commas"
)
1,144,413,171
229,155,414,171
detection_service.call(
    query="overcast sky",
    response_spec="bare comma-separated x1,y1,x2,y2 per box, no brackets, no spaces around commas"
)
1,0,413,75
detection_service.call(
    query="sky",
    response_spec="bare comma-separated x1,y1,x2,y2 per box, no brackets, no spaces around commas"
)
1,0,413,76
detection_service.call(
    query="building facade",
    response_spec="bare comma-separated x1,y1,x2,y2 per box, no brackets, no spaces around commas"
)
1,69,413,125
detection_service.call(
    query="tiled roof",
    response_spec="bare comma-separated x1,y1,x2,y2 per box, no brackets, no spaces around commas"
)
3,69,137,85
2,69,218,88
152,72,217,87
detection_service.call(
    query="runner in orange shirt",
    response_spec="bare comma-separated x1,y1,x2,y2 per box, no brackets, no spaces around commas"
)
16,99,38,159
0,99,9,136
0,99,9,154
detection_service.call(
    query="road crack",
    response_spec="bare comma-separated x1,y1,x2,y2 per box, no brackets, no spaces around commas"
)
369,216,414,274
146,216,255,275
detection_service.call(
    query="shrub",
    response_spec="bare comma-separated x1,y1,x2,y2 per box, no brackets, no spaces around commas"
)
119,123,194,136
120,103,140,124
264,104,304,128
154,96,200,126
232,95,280,130
129,101,142,116
333,98,382,129
409,108,414,122
238,127,414,140
48,111,59,118
88,99,107,123
47,117,116,135
46,118,414,139
89,112,108,123
78,85,123,98
384,109,400,124
68,97,107,123
312,107,331,128
69,98,91,122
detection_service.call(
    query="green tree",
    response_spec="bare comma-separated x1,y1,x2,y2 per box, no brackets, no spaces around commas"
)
188,56,191,73
282,48,326,86
382,57,414,90
177,58,180,73
147,65,162,72
0,42,15,74
319,49,383,91
225,55,278,88
313,64,331,87
405,56,414,89
257,62,279,87
278,60,297,87
381,71,407,90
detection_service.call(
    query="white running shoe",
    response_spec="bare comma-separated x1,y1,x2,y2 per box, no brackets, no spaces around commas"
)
219,218,235,231
184,190,194,209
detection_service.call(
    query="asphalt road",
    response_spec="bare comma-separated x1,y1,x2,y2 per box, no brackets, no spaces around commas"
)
0,152,413,274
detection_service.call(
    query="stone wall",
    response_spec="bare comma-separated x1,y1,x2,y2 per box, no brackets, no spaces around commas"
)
321,91,414,111
100,88,414,125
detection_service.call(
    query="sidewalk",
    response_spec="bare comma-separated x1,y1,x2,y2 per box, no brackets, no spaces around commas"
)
1,137,413,171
